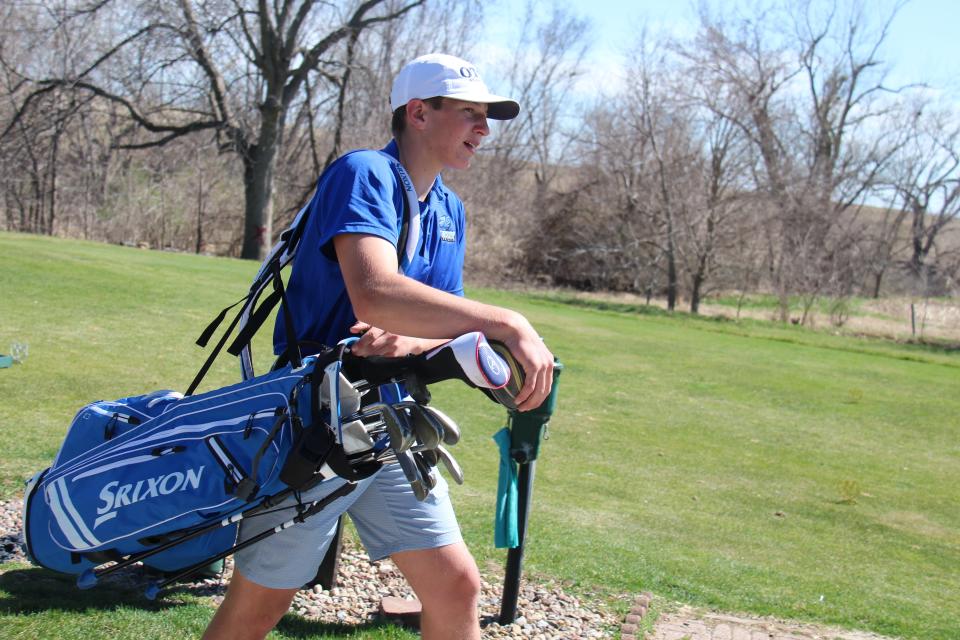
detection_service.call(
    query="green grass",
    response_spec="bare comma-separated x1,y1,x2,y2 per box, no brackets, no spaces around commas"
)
704,292,870,316
2,232,959,639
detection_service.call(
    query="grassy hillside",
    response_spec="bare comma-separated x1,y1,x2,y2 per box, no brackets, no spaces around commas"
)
1,232,958,639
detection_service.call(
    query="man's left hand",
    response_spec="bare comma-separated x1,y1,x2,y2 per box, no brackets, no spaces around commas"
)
348,322,446,357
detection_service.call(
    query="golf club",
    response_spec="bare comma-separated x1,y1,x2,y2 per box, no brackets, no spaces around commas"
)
413,452,438,491
362,402,415,452
435,444,464,485
422,405,461,446
403,403,443,449
395,449,429,501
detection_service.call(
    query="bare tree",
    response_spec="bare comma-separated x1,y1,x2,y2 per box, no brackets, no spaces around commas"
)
887,105,960,288
630,43,690,311
527,94,660,293
3,0,424,259
681,111,749,313
681,1,905,321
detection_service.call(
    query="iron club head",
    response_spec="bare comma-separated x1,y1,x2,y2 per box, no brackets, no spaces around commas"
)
413,452,438,491
423,405,461,446
435,444,464,485
366,403,415,452
396,449,429,501
408,404,443,450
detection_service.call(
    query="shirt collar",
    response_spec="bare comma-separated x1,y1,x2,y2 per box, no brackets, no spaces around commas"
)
383,139,448,201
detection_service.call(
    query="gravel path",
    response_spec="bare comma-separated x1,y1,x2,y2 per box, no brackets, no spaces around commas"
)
0,498,618,638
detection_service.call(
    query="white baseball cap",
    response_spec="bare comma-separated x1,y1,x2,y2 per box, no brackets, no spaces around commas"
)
390,53,520,120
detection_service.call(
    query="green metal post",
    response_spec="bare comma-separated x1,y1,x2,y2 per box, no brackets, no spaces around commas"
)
498,360,563,625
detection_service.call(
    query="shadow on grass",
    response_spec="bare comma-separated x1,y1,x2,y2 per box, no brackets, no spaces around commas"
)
274,614,410,638
0,566,408,638
0,567,176,614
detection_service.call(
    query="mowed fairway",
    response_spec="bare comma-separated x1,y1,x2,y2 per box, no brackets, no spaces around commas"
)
1,232,958,639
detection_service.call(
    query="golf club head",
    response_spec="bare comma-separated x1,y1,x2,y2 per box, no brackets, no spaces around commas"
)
485,341,525,410
396,449,429,501
408,404,443,450
413,452,438,491
367,403,415,453
435,444,464,485
418,448,438,467
423,405,461,446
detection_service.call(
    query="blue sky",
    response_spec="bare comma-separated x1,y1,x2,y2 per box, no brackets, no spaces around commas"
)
486,0,959,101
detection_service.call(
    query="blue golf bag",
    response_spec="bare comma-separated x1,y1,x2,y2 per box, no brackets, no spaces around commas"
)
22,349,351,592
22,332,519,598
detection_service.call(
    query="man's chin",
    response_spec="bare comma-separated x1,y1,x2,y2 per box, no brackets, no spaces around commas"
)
445,159,472,171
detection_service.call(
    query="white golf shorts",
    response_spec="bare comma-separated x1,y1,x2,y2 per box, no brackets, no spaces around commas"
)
233,462,462,589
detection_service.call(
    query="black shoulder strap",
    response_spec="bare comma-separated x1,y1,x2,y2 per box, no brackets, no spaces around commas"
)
187,152,419,394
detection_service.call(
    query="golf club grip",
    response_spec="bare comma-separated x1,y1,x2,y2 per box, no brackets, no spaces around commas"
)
341,350,471,388
339,335,521,404
340,352,423,386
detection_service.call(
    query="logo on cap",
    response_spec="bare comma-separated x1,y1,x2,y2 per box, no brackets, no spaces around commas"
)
459,66,479,80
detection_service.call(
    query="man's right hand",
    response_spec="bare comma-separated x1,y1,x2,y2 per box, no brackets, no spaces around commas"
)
494,314,554,412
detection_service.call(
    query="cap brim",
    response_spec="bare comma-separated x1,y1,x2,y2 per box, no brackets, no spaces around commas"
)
445,91,520,120
487,100,520,120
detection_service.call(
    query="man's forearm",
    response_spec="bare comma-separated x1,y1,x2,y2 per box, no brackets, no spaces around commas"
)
349,269,524,343
336,233,554,411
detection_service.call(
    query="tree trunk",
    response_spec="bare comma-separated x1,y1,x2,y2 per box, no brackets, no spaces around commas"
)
241,154,274,260
665,212,678,311
777,291,791,323
47,137,59,236
690,263,705,314
871,270,883,299
240,104,283,260
666,244,677,311
195,171,205,254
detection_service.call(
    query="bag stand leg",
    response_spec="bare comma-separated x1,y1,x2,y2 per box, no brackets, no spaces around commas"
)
77,486,296,588
75,482,355,596
304,515,344,590
143,482,356,599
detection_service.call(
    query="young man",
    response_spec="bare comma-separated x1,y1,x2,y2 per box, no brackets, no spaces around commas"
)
202,53,554,640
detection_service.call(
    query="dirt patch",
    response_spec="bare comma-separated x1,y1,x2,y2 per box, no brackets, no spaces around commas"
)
647,605,898,640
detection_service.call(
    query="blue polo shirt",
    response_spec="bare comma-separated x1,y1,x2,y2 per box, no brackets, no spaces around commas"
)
274,140,466,354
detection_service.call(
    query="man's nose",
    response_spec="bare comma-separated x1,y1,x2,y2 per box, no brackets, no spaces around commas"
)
474,116,490,136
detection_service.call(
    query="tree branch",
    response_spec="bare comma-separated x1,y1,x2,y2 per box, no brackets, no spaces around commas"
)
177,0,233,127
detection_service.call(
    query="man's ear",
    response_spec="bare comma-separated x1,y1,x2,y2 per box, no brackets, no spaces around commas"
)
406,99,429,131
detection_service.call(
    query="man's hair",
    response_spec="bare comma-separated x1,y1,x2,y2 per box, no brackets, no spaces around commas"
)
391,96,445,140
